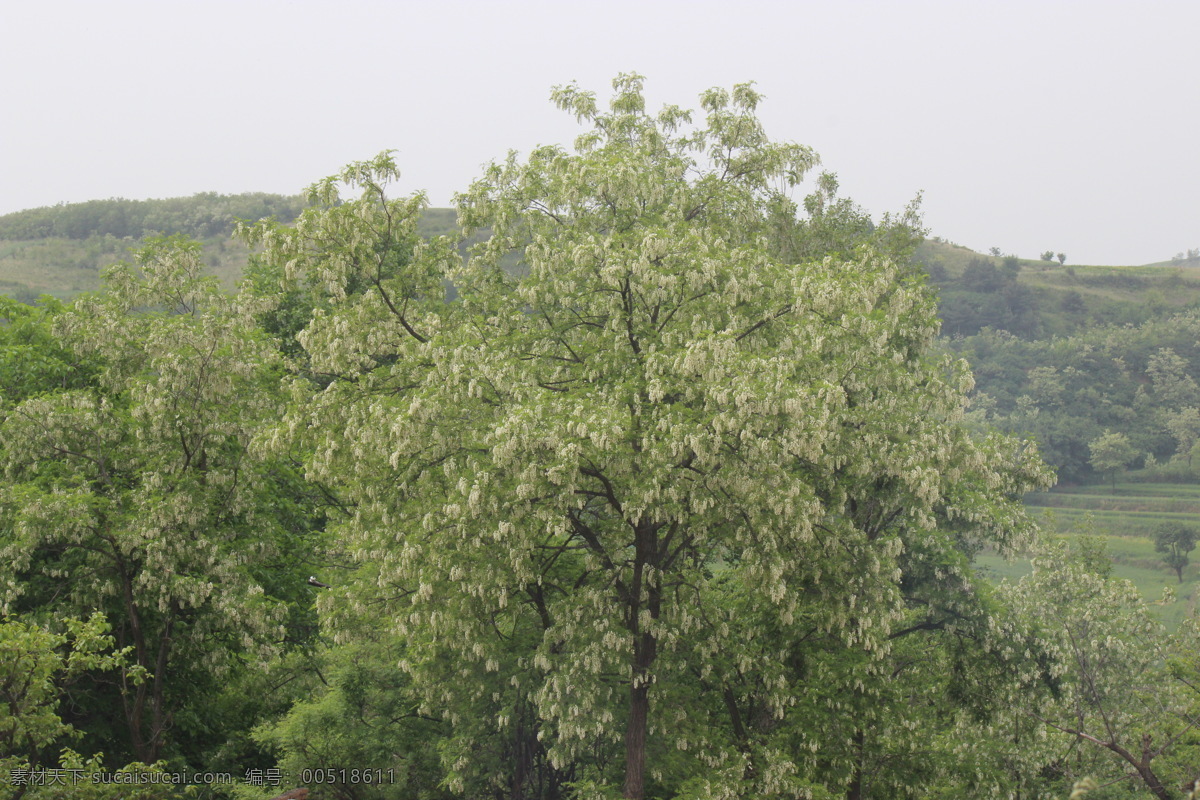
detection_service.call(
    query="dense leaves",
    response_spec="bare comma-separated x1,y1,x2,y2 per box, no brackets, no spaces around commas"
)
0,239,323,771
236,75,1053,799
5,74,1197,800
952,313,1200,482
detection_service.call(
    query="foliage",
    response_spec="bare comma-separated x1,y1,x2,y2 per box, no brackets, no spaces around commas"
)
0,615,123,781
951,314,1200,482
0,238,319,768
240,75,1052,799
1148,349,1200,410
0,295,91,405
936,257,1042,337
0,613,183,800
1090,431,1138,490
14,69,1200,800
1163,408,1200,466
1154,523,1197,583
995,538,1200,800
252,635,451,800
773,170,924,266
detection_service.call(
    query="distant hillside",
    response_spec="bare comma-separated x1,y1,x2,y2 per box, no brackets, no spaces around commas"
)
8,193,1200,488
0,193,307,241
916,239,1200,338
0,198,459,302
916,237,1200,482
3,194,1197,339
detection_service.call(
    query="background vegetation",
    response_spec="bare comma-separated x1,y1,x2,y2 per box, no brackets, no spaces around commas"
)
2,78,1200,800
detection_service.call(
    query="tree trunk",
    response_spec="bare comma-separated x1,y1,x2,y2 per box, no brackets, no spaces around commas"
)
623,607,659,799
1124,735,1174,800
846,729,866,800
622,524,661,800
623,676,651,800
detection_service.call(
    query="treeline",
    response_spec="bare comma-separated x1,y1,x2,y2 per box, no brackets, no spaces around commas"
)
951,313,1200,483
0,192,307,241
922,249,1200,484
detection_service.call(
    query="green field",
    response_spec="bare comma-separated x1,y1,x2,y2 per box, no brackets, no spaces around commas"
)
977,481,1200,629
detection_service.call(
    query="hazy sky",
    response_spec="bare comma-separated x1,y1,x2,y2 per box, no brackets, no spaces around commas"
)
3,0,1197,265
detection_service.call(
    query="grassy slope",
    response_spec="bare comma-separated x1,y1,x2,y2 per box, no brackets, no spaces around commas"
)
0,207,462,302
977,480,1200,629
0,235,254,299
917,240,1200,319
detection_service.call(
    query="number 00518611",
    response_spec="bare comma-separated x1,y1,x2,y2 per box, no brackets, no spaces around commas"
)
298,769,395,785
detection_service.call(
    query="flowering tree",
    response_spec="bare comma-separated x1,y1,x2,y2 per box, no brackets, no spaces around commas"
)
0,240,303,764
245,75,1051,799
995,539,1200,800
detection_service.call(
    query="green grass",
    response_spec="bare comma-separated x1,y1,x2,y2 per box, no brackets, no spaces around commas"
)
1023,482,1200,539
1041,482,1200,497
1022,508,1199,539
1026,492,1200,512
975,480,1200,629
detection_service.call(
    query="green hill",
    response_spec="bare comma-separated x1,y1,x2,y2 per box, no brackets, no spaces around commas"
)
0,197,460,302
917,238,1200,338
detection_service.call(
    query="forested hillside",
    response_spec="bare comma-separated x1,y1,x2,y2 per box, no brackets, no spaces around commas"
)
7,194,1198,488
921,241,1200,338
2,78,1200,800
911,242,1200,484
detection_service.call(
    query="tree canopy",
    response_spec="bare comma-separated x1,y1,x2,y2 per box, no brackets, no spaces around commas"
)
0,238,318,770
238,74,1052,799
18,73,1200,800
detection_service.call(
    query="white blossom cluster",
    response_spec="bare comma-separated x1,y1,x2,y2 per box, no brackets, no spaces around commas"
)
241,76,1054,796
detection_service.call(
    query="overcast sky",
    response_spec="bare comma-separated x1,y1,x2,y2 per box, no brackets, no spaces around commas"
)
2,0,1196,266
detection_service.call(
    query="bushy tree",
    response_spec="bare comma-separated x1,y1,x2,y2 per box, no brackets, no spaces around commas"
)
1148,348,1200,410
1154,523,1197,583
0,614,180,800
1089,431,1137,490
995,538,1200,799
0,239,316,767
252,634,451,800
1164,407,1200,467
243,75,1051,799
0,296,93,405
960,259,1008,293
774,170,924,266
938,258,1042,337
